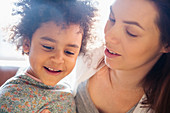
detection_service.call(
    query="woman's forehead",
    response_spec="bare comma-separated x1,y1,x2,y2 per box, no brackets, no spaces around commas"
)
111,0,159,30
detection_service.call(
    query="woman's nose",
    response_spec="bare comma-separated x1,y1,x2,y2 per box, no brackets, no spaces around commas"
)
104,21,120,44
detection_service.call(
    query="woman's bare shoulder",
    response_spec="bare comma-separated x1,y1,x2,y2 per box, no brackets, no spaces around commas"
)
90,65,109,81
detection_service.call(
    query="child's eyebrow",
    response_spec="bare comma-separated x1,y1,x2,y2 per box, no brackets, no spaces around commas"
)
40,37,56,42
67,44,79,48
41,37,79,48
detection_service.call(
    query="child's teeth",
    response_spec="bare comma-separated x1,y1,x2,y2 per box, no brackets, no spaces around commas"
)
48,67,57,71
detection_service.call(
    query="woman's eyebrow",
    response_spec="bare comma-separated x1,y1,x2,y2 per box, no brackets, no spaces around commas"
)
110,5,144,31
123,21,145,30
110,6,114,17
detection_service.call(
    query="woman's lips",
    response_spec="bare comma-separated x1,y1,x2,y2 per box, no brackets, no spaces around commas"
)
104,48,121,58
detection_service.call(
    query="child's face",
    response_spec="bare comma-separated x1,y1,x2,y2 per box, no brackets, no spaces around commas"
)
24,21,83,86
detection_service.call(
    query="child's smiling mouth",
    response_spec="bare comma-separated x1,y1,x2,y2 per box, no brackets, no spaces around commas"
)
44,66,62,73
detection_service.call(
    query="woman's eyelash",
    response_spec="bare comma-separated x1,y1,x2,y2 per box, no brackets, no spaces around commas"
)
109,17,115,23
42,45,54,50
126,30,137,37
65,51,74,55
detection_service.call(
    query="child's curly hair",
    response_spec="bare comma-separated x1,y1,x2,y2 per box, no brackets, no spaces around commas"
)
10,0,97,54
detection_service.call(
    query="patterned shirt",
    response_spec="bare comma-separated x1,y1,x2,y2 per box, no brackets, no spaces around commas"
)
0,73,76,113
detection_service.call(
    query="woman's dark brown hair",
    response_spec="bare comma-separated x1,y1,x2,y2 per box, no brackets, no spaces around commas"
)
141,0,170,113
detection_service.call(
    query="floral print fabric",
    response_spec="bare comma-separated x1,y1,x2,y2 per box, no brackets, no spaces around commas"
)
0,74,76,113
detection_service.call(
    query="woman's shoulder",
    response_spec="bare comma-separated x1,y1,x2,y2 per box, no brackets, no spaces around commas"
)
72,45,105,96
89,65,109,84
75,80,99,113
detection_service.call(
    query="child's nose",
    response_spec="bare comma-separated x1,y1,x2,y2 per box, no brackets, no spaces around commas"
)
50,51,64,64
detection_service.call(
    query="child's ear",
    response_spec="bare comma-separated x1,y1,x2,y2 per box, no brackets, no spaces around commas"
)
165,46,170,53
22,37,30,55
161,45,170,53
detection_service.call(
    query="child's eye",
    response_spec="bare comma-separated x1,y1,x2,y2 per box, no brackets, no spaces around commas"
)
42,45,54,50
65,51,74,55
126,30,138,37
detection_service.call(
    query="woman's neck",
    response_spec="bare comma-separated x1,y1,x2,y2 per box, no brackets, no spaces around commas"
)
109,69,145,91
109,54,161,91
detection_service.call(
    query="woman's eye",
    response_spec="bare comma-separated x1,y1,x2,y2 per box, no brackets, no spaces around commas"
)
109,17,115,23
42,45,54,50
126,30,138,37
65,51,74,55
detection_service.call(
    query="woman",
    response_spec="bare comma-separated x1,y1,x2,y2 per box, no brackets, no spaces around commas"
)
75,0,170,113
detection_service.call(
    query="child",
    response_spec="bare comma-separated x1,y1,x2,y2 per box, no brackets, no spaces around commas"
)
0,0,96,112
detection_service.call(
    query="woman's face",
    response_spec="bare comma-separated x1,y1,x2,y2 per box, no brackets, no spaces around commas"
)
104,0,166,71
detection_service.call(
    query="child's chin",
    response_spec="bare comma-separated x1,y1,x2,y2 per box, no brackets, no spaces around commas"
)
42,80,58,86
